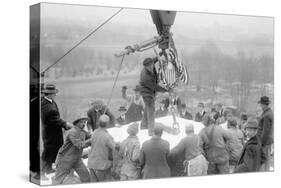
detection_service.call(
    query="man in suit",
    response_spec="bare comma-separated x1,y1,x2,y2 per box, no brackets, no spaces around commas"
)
235,120,262,172
180,103,193,120
139,57,168,136
257,96,274,171
139,124,171,179
41,84,73,178
87,100,115,132
194,102,206,122
116,106,128,126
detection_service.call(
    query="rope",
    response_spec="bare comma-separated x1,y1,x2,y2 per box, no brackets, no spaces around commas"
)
41,8,124,75
103,55,126,114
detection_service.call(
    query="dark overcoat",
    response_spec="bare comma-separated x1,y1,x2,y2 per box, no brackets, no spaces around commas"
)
139,136,171,179
41,97,67,163
235,135,262,172
257,107,274,146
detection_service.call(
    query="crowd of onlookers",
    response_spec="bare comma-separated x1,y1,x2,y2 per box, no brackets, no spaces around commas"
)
31,83,273,184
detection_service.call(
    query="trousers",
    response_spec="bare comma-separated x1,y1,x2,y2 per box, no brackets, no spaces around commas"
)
141,95,155,135
53,158,90,184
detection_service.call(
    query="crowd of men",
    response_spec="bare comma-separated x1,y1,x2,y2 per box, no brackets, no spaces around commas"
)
32,57,273,184
34,81,274,184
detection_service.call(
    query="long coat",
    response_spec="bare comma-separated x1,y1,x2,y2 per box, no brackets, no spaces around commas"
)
41,97,67,163
139,136,171,179
87,106,115,131
257,107,274,146
235,135,262,172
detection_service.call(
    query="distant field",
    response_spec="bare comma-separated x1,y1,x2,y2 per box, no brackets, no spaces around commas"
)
48,75,273,123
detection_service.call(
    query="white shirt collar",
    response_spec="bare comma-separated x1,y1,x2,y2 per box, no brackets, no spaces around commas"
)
44,96,53,103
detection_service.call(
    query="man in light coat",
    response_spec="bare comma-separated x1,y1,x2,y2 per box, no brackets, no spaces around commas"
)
119,123,141,180
88,115,117,182
199,113,233,174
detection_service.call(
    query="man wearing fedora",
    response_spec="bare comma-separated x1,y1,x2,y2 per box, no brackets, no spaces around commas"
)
257,96,274,171
139,57,169,136
234,120,262,172
53,117,91,184
122,85,144,123
41,84,73,177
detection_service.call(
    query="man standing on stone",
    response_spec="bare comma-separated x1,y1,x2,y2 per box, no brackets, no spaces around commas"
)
41,84,73,178
257,96,274,171
139,57,168,136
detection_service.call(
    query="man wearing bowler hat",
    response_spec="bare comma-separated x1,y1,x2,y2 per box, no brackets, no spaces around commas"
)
139,57,168,136
257,96,274,171
116,106,129,126
235,120,262,172
41,84,73,178
121,85,144,123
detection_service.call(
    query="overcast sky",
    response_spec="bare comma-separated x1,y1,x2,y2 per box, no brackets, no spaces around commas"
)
41,3,273,35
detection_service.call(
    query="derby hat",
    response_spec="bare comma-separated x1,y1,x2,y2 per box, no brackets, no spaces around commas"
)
42,84,58,94
143,57,154,66
258,96,270,105
118,106,127,112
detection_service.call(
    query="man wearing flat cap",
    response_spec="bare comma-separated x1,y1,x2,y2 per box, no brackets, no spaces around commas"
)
139,57,169,135
235,120,262,173
257,96,274,171
41,84,73,177
119,123,141,180
88,115,118,181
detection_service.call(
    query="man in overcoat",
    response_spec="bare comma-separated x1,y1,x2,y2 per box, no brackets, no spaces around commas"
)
234,120,262,172
41,84,72,177
257,96,274,171
139,125,171,179
139,57,168,135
